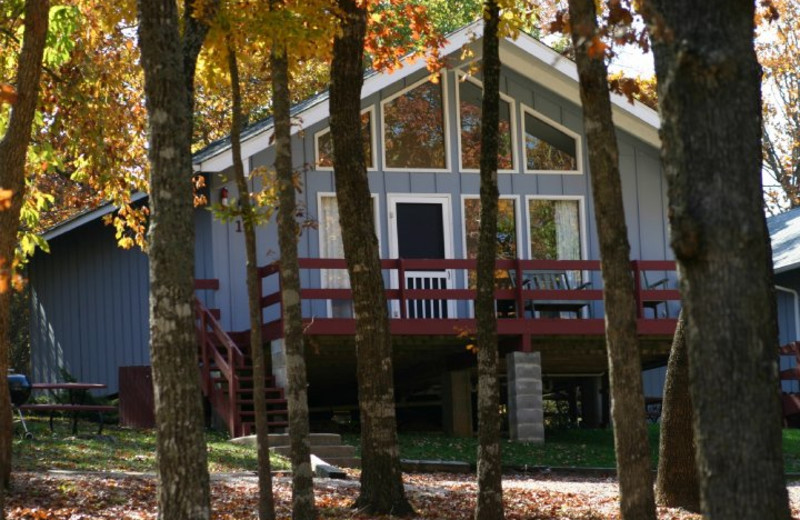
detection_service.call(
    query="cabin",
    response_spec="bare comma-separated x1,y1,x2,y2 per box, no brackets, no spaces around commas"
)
28,21,681,441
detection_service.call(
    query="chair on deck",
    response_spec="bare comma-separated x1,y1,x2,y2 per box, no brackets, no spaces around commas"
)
524,271,592,319
642,272,670,318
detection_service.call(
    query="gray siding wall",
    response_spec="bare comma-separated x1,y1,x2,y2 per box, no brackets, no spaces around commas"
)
208,65,671,331
776,271,800,393
30,209,214,394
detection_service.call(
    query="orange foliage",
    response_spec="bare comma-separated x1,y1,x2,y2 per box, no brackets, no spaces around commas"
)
0,83,17,105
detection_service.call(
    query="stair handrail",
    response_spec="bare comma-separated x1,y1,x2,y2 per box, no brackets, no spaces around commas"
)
194,296,246,435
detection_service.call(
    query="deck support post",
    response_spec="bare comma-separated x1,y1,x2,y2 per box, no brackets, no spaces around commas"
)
270,339,287,389
506,351,544,443
442,368,473,437
580,376,603,428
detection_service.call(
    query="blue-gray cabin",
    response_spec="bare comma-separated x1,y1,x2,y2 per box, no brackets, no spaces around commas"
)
30,21,682,438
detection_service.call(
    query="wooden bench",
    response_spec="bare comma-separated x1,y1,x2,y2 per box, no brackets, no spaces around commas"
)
20,404,117,435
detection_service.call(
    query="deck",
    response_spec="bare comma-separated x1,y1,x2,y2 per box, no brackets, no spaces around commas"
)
256,258,680,351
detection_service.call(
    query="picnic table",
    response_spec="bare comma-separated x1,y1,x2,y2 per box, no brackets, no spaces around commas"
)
21,382,116,435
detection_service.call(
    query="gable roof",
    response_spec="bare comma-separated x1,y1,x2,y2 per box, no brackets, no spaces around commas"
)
193,19,661,173
41,191,149,242
769,207,800,273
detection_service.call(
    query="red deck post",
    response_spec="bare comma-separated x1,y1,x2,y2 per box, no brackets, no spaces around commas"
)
398,259,407,319
632,260,644,319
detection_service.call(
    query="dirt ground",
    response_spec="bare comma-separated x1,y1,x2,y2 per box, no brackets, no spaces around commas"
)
6,470,800,519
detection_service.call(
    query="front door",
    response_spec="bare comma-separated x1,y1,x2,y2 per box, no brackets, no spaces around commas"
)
389,196,454,318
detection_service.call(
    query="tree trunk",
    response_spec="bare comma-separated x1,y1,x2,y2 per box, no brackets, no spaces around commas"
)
0,2,48,516
474,2,503,519
269,24,316,520
655,310,699,511
137,0,214,518
567,1,656,519
641,1,790,518
329,0,413,515
227,42,276,520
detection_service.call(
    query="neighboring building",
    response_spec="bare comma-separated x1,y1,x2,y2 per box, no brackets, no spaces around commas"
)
29,21,680,440
768,207,800,399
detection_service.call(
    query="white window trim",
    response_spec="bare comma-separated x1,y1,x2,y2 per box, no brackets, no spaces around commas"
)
520,103,583,175
455,71,519,174
460,194,522,260
317,192,381,318
524,195,588,261
380,74,451,173
313,106,377,172
460,194,522,318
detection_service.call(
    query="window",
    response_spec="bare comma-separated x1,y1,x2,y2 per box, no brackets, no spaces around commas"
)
527,198,581,260
382,77,448,170
523,107,580,173
318,194,379,317
463,197,518,288
315,109,374,170
459,79,515,171
527,197,584,309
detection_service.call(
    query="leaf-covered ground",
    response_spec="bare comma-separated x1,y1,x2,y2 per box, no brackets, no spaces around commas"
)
9,469,781,520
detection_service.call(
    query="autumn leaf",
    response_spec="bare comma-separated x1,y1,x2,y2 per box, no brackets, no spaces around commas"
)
0,189,12,210
587,36,608,59
0,83,17,105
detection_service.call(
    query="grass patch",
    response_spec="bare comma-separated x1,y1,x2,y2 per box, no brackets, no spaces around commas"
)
345,428,652,468
346,426,800,471
13,416,290,473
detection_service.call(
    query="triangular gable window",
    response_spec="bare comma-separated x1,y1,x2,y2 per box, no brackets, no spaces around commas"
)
523,107,581,173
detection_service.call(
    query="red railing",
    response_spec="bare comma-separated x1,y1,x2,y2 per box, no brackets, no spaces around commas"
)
194,279,247,436
257,258,680,342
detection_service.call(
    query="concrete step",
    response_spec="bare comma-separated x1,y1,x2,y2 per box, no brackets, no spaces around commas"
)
267,433,343,447
231,432,344,447
231,433,361,469
271,444,355,460
321,456,360,469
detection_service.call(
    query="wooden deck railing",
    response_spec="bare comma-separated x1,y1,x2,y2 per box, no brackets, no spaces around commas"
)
257,258,680,343
194,279,246,436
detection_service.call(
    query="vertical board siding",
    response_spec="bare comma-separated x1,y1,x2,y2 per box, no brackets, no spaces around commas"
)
208,61,670,328
30,210,207,394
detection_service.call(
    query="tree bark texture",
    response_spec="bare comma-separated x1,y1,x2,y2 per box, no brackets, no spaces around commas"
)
330,0,412,515
655,311,700,512
641,1,790,518
568,2,656,519
474,3,504,520
0,1,48,514
270,29,316,520
227,43,276,520
137,1,213,518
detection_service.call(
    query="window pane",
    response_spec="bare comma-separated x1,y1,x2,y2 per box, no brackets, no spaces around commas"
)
459,80,514,170
528,199,580,260
317,112,373,169
464,198,517,288
524,112,577,171
384,80,446,169
320,196,377,317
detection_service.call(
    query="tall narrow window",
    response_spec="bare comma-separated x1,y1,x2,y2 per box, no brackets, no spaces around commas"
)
528,199,581,260
464,198,518,288
459,79,514,171
523,109,579,172
319,195,378,318
383,78,447,169
316,110,374,169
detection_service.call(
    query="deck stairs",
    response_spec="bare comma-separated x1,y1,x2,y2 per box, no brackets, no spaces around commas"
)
195,296,289,438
